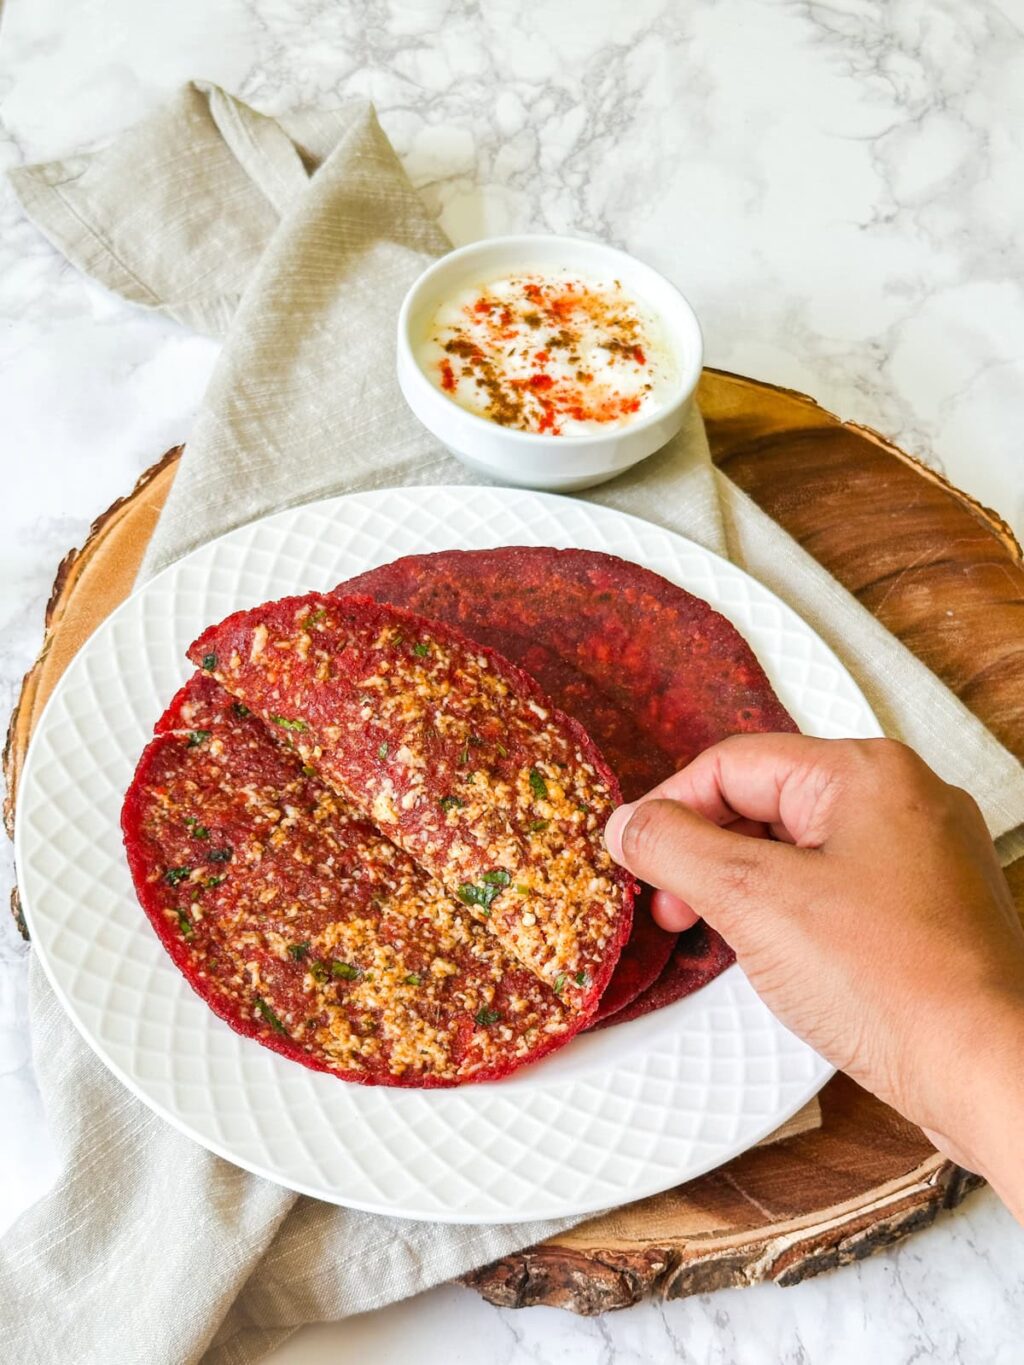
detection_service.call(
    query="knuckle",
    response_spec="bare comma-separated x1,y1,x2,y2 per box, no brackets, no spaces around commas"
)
836,738,926,788
715,851,764,901
940,780,985,830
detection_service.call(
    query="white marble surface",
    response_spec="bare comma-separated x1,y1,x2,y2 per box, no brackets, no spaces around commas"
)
2,0,1023,1360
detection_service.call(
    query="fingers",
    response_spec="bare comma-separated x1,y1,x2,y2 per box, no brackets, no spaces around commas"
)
650,888,700,932
606,797,801,933
626,733,863,848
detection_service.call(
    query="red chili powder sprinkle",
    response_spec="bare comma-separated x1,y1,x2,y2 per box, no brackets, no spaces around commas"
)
431,274,660,434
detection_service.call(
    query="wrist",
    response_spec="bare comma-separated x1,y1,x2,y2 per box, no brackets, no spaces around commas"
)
940,986,1024,1220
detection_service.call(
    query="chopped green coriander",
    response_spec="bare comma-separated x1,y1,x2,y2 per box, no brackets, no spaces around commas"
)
254,996,286,1034
474,1007,501,1027
287,942,310,961
528,819,549,833
577,802,592,815
482,868,511,886
458,744,470,766
439,794,465,812
412,642,430,657
186,729,211,747
404,973,423,986
231,701,251,718
574,970,589,987
495,741,508,758
514,883,532,894
164,866,191,886
206,848,233,863
554,974,567,995
176,909,194,939
302,764,317,778
205,875,225,889
529,768,548,799
457,879,505,913
377,741,389,759
310,961,329,984
331,961,360,981
201,653,217,672
270,714,309,732
307,607,327,625
183,816,210,840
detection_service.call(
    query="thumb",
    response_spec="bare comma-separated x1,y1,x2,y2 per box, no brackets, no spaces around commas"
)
606,798,797,935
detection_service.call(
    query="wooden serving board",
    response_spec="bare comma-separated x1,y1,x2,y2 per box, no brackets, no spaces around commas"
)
5,369,1023,1312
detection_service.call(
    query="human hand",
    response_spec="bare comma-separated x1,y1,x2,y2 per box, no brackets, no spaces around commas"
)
604,734,1024,1220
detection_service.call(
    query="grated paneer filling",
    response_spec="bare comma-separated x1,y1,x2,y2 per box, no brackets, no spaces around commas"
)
188,594,634,1016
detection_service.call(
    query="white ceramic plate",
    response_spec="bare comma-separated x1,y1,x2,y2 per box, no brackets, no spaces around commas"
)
16,486,881,1224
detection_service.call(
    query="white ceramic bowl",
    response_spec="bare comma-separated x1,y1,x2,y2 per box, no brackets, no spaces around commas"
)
396,234,704,492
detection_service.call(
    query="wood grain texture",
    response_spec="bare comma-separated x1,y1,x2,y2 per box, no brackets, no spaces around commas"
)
5,370,1022,1313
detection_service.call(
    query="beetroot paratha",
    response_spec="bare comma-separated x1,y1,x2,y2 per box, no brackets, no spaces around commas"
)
123,674,579,1086
187,592,635,1019
339,548,797,1022
592,923,737,1029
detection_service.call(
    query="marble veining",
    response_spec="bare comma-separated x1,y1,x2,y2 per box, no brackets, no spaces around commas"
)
2,1,1022,1360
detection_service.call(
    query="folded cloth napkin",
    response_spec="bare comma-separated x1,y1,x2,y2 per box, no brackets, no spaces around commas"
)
4,85,1024,1365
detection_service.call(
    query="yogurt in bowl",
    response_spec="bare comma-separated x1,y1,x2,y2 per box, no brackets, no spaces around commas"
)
397,236,702,491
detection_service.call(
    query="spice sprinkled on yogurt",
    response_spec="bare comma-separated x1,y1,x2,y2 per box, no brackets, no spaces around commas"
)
418,269,678,436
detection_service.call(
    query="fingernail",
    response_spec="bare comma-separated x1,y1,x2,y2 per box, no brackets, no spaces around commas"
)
604,802,636,864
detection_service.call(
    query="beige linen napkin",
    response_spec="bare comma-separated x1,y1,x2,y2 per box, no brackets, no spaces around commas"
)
4,85,1024,1365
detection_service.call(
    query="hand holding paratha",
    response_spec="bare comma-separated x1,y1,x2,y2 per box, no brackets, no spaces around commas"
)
605,734,1024,1222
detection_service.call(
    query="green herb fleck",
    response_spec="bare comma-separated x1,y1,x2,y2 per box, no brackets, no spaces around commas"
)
404,973,423,987
232,701,251,719
287,942,310,961
413,642,430,657
205,875,225,889
206,848,233,864
331,961,360,981
574,970,589,987
164,866,191,886
310,961,329,984
176,909,194,939
255,996,287,1035
302,764,317,778
270,714,309,732
514,883,531,895
482,868,511,886
554,974,567,995
577,802,592,815
308,607,327,625
528,819,549,833
187,729,211,748
184,816,210,840
529,768,548,799
457,880,504,913
458,744,470,766
439,794,465,812
377,741,389,760
495,742,508,759
201,653,217,672
474,1007,501,1028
